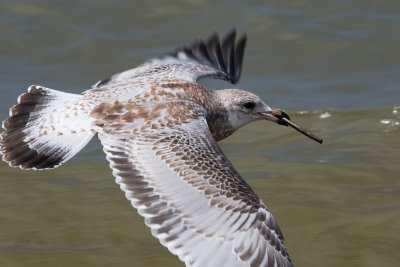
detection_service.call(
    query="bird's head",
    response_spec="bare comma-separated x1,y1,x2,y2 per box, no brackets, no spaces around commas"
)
212,89,323,143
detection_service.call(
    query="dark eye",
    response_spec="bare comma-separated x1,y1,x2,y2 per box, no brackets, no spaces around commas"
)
243,101,256,110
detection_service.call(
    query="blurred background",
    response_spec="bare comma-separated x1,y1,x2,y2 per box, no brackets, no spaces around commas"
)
0,0,399,266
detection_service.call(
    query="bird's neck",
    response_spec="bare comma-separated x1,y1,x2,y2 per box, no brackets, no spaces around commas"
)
206,113,236,141
205,91,236,141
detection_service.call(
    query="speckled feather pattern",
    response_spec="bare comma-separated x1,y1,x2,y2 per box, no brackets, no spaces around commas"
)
0,30,293,267
89,78,292,266
0,85,95,169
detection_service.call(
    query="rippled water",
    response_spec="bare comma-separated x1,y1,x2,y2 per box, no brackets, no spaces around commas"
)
1,1,399,266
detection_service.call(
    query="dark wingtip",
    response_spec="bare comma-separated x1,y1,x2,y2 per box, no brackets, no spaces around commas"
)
174,28,247,84
233,34,247,84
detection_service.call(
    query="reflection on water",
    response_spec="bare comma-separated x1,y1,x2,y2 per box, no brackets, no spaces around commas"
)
1,0,400,266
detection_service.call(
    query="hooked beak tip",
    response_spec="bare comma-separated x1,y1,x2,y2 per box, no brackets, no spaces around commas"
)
260,108,291,126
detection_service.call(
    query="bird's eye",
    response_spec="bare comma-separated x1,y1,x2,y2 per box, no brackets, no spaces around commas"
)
243,101,255,110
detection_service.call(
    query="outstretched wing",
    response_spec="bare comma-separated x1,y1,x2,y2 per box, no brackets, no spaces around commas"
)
93,30,246,88
98,118,292,267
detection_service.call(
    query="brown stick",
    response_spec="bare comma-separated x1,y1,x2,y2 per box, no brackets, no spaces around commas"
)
281,117,323,144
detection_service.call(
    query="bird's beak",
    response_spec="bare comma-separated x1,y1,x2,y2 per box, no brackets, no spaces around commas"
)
260,108,323,144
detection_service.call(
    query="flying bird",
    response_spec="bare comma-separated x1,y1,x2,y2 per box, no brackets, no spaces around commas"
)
1,30,322,267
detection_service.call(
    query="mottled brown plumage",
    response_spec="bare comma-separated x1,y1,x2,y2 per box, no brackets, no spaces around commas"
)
0,30,296,267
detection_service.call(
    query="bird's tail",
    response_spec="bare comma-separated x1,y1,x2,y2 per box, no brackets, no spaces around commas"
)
0,85,95,170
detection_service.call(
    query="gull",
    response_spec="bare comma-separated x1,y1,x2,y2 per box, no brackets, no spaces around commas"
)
1,30,322,267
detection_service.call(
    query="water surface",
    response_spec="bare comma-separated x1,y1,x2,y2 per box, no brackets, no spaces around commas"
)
1,1,399,266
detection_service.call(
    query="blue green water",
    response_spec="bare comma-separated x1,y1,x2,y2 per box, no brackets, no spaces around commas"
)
1,1,399,266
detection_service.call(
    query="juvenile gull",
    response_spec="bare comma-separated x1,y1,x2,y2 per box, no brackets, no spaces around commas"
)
0,30,321,267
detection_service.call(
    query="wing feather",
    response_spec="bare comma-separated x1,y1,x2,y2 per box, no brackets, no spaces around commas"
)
98,118,292,267
93,30,246,88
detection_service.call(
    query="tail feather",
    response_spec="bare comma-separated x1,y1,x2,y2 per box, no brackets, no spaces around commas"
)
1,85,95,170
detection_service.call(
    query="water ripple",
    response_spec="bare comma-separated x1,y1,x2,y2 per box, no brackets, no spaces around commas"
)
380,106,400,132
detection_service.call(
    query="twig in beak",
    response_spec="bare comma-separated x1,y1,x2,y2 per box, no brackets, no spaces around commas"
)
271,109,323,144
281,117,323,144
